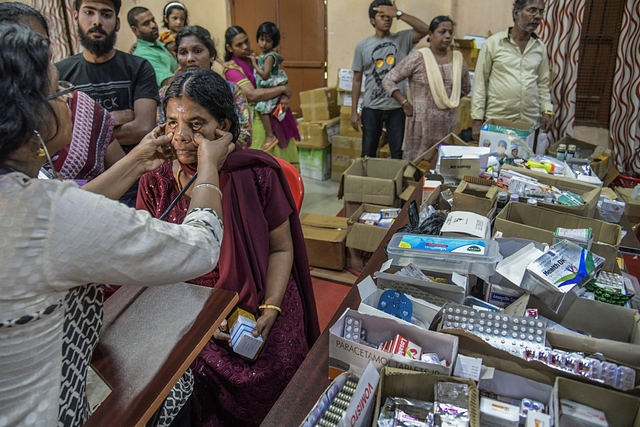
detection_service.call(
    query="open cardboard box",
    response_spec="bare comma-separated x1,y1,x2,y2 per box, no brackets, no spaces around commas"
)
373,367,480,427
300,361,379,427
500,164,601,217
374,267,468,305
452,179,499,217
494,202,621,271
551,377,640,426
331,135,361,181
405,133,468,180
346,203,394,253
616,187,640,219
357,275,441,328
328,308,458,380
300,213,347,271
478,369,553,405
338,158,407,207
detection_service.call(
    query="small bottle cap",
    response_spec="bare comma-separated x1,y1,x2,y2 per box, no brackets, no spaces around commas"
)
568,144,576,151
498,192,509,201
510,193,520,202
527,198,538,206
558,144,567,150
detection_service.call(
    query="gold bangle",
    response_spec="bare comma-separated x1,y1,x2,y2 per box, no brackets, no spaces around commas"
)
259,304,282,314
542,110,554,116
401,99,409,106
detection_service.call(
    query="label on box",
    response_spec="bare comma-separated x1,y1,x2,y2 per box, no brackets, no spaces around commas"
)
480,397,520,427
398,235,487,255
440,211,490,239
559,399,608,427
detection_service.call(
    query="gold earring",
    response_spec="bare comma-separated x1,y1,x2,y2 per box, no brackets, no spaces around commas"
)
36,148,46,157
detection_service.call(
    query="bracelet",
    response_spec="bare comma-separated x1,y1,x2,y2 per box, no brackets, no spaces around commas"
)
259,304,282,314
542,110,554,116
401,99,409,106
193,183,223,199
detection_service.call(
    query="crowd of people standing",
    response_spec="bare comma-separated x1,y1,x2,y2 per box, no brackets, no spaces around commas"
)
0,0,553,426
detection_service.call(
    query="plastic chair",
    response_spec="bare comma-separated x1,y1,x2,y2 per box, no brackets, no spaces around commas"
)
274,156,304,212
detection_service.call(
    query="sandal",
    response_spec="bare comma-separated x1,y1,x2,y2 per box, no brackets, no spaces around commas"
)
262,138,279,152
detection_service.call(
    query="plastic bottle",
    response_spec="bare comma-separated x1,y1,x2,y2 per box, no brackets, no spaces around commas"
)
556,144,567,161
527,198,538,206
510,193,520,203
567,144,576,161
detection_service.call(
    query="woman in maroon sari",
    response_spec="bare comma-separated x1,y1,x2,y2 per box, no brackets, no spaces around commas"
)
136,70,320,426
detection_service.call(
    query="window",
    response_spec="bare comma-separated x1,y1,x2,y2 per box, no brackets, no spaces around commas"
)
574,0,625,128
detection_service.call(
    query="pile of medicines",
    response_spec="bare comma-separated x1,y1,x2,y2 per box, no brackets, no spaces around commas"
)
377,382,470,427
524,348,636,391
359,208,401,228
479,390,549,427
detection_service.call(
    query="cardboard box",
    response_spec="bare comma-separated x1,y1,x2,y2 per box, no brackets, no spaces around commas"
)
454,38,479,71
456,96,473,134
501,165,602,217
346,246,371,272
300,361,379,427
411,133,468,174
336,68,365,92
331,135,358,181
299,146,331,181
373,367,480,427
300,213,347,271
339,106,362,138
296,117,340,149
453,180,499,217
357,276,441,328
480,119,536,156
374,268,468,306
494,202,621,271
551,377,640,426
299,86,340,121
346,203,391,253
338,157,407,207
548,136,599,159
616,187,640,219
437,146,490,184
336,89,363,109
329,308,458,379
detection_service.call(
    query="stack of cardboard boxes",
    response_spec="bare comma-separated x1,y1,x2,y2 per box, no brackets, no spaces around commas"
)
296,87,341,181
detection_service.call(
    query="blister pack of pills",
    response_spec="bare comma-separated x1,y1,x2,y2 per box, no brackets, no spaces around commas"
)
316,377,359,427
439,304,547,358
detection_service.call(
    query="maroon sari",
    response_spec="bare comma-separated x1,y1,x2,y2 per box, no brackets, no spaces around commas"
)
137,145,320,426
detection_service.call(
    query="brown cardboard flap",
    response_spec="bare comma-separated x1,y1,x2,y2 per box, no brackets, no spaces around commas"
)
452,180,499,217
412,133,467,173
300,213,348,230
338,158,407,206
346,203,391,253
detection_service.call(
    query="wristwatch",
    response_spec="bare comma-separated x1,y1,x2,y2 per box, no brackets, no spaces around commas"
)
396,9,403,19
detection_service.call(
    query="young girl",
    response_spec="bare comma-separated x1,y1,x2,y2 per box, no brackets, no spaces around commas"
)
250,22,288,151
160,1,188,56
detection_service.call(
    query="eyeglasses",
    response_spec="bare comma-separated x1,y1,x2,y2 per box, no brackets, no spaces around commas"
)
46,81,75,101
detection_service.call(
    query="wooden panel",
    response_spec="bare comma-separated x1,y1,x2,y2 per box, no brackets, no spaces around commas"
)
231,0,278,47
574,0,625,128
86,284,238,427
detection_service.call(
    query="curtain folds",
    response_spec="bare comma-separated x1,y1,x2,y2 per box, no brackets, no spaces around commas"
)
538,0,586,145
32,0,79,62
610,0,640,174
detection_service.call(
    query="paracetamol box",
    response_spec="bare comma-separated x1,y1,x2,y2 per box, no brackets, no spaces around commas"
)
480,397,520,427
520,240,605,312
328,308,458,380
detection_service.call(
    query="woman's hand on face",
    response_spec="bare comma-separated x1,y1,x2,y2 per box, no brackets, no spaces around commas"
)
402,102,414,117
193,129,236,171
279,94,290,112
131,126,175,173
253,309,278,342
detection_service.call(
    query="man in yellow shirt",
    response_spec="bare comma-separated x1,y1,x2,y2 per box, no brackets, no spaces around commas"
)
471,0,553,141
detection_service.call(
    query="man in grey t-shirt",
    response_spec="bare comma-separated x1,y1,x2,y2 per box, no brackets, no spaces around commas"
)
351,0,429,158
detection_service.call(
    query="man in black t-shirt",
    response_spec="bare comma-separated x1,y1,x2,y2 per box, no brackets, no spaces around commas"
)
56,0,159,206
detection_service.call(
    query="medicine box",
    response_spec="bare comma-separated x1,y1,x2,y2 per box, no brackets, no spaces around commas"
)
559,399,608,427
520,240,604,312
387,233,500,279
328,308,458,380
480,397,520,427
227,307,263,360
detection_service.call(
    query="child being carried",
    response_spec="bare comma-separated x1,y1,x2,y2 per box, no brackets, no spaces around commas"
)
250,22,288,151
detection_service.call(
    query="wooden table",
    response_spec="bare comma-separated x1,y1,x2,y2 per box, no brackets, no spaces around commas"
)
86,283,238,427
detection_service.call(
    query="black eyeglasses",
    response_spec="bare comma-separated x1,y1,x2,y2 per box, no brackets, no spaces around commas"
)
46,81,75,101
